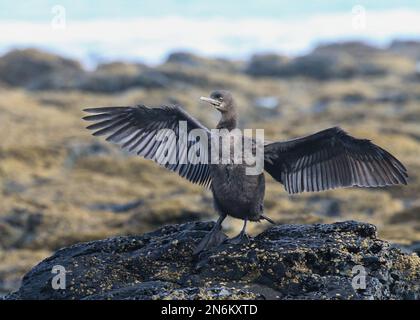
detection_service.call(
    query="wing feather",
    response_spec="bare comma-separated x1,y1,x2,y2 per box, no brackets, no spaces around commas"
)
83,105,212,187
264,127,407,194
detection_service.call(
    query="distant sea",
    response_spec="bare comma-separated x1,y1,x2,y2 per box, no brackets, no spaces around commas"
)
1,0,420,67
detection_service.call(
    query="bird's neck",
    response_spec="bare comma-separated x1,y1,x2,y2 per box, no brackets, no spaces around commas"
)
217,111,237,130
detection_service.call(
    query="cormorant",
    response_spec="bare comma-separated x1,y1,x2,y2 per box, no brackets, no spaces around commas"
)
83,90,408,254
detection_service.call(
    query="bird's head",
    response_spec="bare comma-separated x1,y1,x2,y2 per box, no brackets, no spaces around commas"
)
200,90,235,113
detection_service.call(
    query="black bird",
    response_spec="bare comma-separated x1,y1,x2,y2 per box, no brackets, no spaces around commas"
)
83,90,408,253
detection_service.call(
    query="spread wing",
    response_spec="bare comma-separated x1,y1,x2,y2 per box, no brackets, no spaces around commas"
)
83,105,212,187
264,127,408,194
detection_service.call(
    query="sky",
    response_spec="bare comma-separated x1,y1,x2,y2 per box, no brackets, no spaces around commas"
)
0,0,420,66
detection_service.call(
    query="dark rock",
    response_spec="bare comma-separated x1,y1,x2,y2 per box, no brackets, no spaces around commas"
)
0,49,171,92
312,41,383,58
5,221,420,300
166,51,240,71
156,65,233,88
392,241,420,257
295,55,386,79
409,242,420,256
64,141,112,169
88,199,144,213
341,93,366,105
246,53,338,79
287,55,341,79
245,54,290,77
307,197,341,217
389,40,420,60
0,209,43,249
373,92,409,105
3,180,26,195
79,66,169,92
166,52,210,67
0,49,85,90
246,41,389,80
325,201,341,217
389,206,420,224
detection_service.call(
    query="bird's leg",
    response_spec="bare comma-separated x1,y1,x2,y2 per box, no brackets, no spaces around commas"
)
226,219,250,245
193,213,227,255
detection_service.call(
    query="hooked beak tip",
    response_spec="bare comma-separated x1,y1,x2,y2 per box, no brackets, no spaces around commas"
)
200,96,221,107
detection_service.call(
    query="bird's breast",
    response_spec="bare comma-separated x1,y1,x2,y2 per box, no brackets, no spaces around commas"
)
210,164,265,219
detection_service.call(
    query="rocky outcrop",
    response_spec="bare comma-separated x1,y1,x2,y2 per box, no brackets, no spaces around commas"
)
245,54,290,77
79,63,170,92
5,221,419,300
312,41,383,58
245,51,388,80
389,40,420,60
166,51,240,71
0,49,84,90
0,43,412,92
0,49,237,92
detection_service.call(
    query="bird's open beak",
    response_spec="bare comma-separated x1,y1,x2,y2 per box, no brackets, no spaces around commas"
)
200,96,222,107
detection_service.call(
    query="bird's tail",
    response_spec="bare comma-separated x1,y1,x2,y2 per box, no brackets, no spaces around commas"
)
261,215,276,225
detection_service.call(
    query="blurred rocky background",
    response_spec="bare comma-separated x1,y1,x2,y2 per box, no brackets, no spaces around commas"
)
0,40,419,296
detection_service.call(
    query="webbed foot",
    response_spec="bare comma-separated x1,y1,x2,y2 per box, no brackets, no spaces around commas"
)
225,232,250,245
193,229,227,255
193,214,227,255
